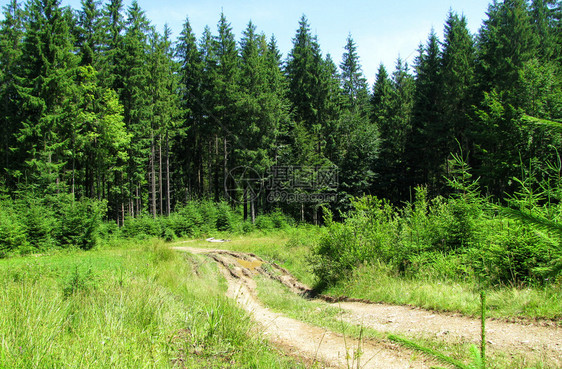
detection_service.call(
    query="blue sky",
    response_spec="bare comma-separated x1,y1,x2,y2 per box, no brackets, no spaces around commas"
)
4,0,492,85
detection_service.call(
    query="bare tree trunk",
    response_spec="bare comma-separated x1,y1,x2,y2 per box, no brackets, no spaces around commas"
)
151,131,156,219
223,137,228,201
243,186,248,221
116,199,120,227
313,206,318,225
166,130,171,216
208,140,213,198
158,137,163,216
71,154,75,198
136,185,140,217
214,135,220,201
251,196,256,224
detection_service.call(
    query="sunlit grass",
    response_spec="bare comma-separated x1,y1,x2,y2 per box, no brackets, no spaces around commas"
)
173,225,322,286
0,241,304,368
255,274,552,369
322,263,562,321
174,227,562,322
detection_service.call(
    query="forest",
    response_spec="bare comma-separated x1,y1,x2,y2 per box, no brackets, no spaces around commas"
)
1,0,562,262
2,1,562,367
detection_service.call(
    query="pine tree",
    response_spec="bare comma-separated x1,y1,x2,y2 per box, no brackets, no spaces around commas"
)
77,0,103,68
372,58,414,202
441,12,477,161
119,0,152,216
477,0,538,105
340,35,369,116
174,16,204,200
0,0,24,188
406,30,443,192
213,12,239,201
15,0,79,193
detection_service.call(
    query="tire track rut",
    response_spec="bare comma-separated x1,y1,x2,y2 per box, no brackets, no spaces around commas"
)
173,246,562,368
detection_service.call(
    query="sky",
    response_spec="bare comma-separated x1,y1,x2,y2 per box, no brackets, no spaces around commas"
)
3,0,493,85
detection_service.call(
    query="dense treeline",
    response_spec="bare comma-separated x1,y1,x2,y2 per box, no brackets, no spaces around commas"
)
1,0,561,228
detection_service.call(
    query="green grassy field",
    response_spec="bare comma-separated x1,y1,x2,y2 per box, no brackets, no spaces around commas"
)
321,263,562,321
172,226,321,286
0,240,304,368
2,227,560,368
180,227,562,321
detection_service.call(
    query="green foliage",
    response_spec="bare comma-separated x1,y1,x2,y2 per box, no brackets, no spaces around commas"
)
0,199,28,257
0,194,107,254
313,156,562,287
54,196,107,250
62,265,96,298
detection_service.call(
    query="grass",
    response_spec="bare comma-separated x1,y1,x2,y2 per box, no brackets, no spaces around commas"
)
322,262,562,321
177,226,562,322
172,225,322,286
254,274,553,369
0,240,305,368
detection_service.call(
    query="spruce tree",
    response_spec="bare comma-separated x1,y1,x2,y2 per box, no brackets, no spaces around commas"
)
530,0,559,61
174,17,204,199
406,30,443,192
213,12,239,201
372,58,414,202
199,26,219,198
340,35,369,116
371,64,393,124
441,12,477,162
147,26,180,216
477,0,538,105
77,0,103,68
15,0,79,193
73,65,130,205
0,0,24,188
100,0,124,90
119,0,152,216
286,16,324,129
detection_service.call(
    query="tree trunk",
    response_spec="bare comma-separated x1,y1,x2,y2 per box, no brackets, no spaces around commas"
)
166,130,171,216
223,137,228,201
251,195,256,224
159,137,163,216
243,186,248,221
151,131,156,219
214,135,220,201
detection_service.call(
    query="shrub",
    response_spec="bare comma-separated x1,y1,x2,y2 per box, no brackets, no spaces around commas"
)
17,197,57,251
215,201,235,231
0,201,28,256
54,196,107,250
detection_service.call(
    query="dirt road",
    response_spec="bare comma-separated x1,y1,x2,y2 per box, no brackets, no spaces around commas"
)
173,246,562,368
